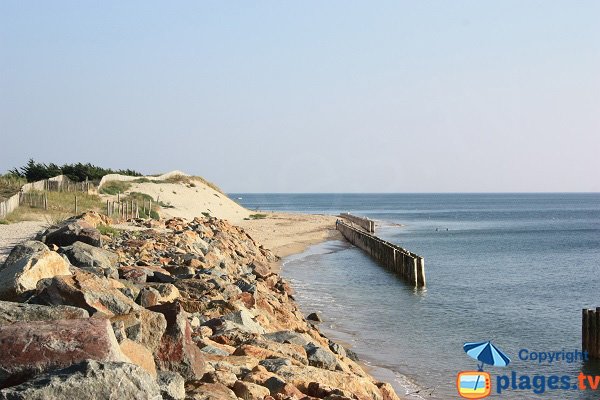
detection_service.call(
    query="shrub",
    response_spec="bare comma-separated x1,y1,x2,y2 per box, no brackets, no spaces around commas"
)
100,181,132,195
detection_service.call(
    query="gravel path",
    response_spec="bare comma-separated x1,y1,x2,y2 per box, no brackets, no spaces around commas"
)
0,221,46,264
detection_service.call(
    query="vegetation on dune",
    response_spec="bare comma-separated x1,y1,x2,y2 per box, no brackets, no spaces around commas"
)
99,181,132,195
0,174,27,201
246,213,268,220
8,159,142,183
97,224,122,238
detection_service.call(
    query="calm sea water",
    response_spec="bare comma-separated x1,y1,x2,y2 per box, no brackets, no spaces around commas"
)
231,193,600,399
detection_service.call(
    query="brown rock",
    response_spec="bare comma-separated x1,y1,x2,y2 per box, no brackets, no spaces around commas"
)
250,261,272,280
119,338,157,377
32,269,139,317
233,380,271,400
376,382,402,400
185,382,238,400
110,309,167,353
138,287,161,307
149,302,206,380
0,318,129,388
0,241,71,301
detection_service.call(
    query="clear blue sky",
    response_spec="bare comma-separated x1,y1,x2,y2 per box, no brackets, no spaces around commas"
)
1,1,598,192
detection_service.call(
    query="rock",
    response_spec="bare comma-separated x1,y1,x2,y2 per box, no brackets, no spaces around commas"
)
60,241,118,279
120,339,157,377
305,343,339,370
201,369,238,387
137,287,161,307
110,309,167,353
185,382,237,400
267,364,384,400
232,380,271,400
32,269,139,317
250,261,272,280
146,283,181,303
0,318,129,388
0,241,71,301
0,360,161,400
377,382,402,400
200,344,230,356
157,371,185,400
263,330,311,346
37,220,102,248
247,339,308,365
149,302,206,380
259,358,293,372
0,301,88,325
307,312,322,322
221,308,265,334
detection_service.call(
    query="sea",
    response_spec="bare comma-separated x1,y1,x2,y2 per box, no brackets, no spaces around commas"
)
230,193,600,399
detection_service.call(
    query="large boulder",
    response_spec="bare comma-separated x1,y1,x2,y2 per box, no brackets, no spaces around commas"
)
221,308,266,335
304,343,339,370
0,360,161,400
149,302,206,380
110,309,167,353
60,241,118,279
37,220,101,248
0,318,129,388
119,339,157,377
0,241,71,301
32,269,139,317
0,301,88,326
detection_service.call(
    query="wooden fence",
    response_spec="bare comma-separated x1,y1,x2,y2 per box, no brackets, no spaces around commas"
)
106,198,154,221
0,175,97,219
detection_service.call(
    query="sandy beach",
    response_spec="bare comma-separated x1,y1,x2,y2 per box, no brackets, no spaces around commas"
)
237,211,341,260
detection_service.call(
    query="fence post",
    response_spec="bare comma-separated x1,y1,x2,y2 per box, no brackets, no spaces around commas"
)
74,195,78,214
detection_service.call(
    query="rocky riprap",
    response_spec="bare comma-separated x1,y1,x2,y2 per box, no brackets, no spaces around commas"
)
0,212,402,400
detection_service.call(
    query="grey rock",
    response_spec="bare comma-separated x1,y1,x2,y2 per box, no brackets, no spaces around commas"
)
60,241,118,279
37,220,102,248
1,242,47,271
221,308,265,334
304,343,339,370
263,330,310,346
199,344,230,356
259,358,292,372
307,312,322,322
0,360,161,400
157,371,185,400
0,301,88,326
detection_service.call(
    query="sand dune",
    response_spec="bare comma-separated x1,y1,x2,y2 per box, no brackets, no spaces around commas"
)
100,172,251,223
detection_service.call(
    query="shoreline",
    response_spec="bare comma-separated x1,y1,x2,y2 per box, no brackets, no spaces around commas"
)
280,242,425,400
240,211,421,399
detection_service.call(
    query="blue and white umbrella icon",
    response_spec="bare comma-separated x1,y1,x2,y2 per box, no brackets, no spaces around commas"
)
463,341,511,371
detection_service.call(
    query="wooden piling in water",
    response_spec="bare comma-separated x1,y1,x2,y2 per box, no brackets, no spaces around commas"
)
582,308,600,359
336,220,425,287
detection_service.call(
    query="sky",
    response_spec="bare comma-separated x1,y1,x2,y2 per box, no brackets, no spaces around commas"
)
1,1,598,193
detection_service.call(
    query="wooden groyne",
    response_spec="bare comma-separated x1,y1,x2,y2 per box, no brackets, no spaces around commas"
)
582,308,600,358
339,213,375,233
336,220,425,287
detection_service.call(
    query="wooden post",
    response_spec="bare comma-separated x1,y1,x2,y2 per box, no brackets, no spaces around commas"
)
595,308,600,359
117,192,120,203
149,200,152,219
583,309,588,354
590,309,597,358
74,195,78,214
44,194,48,210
